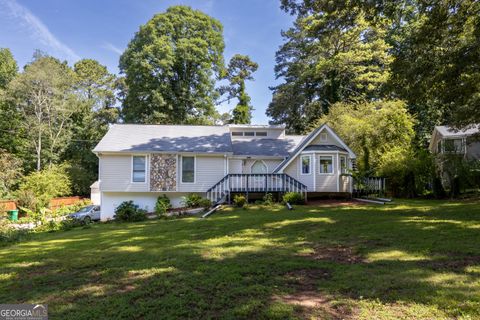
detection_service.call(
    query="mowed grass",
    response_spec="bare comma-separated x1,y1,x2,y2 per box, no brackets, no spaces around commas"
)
1,200,480,319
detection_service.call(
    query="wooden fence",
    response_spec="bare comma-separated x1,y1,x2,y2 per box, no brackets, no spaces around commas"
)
0,196,85,212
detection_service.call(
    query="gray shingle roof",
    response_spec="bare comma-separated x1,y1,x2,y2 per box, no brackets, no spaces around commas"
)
435,125,480,137
93,124,233,153
232,136,305,157
303,145,348,152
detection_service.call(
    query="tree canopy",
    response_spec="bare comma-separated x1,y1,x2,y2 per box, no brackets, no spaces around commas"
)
221,54,258,124
119,5,225,124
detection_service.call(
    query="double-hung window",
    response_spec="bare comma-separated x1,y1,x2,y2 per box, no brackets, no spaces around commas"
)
319,156,333,174
301,155,311,175
181,156,195,183
132,156,146,182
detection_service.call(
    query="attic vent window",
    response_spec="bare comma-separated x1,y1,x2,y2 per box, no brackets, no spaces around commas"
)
320,133,328,141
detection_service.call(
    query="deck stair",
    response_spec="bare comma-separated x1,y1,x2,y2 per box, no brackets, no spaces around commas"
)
206,173,308,205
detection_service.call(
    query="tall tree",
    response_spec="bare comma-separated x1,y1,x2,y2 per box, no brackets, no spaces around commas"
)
7,53,78,171
0,48,17,89
389,0,480,143
119,6,225,124
267,3,393,133
61,59,118,195
221,54,258,124
0,48,25,156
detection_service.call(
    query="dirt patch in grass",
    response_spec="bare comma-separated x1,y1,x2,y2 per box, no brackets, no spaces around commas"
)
419,254,480,272
275,291,355,319
306,199,365,207
276,269,355,319
300,245,364,264
284,268,331,290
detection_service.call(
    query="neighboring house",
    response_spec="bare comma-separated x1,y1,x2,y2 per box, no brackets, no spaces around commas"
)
429,125,480,159
93,123,356,220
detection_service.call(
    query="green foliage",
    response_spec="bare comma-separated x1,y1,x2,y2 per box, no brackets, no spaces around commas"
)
34,217,84,233
436,154,480,197
262,193,275,206
282,192,305,205
155,194,172,216
0,149,23,199
7,53,80,171
119,6,225,124
63,59,118,195
0,216,30,246
233,194,247,208
198,198,212,208
319,100,415,173
15,190,37,211
181,194,211,208
114,201,147,222
267,5,393,133
18,164,71,209
221,54,258,124
0,48,17,89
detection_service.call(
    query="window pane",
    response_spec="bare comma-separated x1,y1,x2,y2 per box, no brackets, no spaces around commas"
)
256,132,267,136
132,156,146,182
340,157,346,173
244,131,255,136
133,156,145,170
133,171,145,182
301,156,310,174
444,139,462,152
319,156,333,173
232,132,243,136
182,157,195,183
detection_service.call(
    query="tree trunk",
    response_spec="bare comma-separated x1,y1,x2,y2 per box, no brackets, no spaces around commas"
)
37,131,42,171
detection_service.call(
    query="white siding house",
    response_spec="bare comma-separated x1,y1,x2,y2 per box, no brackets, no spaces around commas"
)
93,123,356,220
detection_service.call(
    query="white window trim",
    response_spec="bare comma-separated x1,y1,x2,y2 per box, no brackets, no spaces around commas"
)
318,155,334,175
180,155,196,184
131,155,147,184
300,155,312,175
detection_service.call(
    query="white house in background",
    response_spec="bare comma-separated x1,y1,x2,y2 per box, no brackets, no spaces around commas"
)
93,123,356,220
429,125,480,159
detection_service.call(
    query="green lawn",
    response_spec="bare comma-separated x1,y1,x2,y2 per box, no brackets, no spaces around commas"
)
1,200,480,319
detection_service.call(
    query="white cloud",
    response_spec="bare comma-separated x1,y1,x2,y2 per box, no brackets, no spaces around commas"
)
0,0,80,61
102,42,123,55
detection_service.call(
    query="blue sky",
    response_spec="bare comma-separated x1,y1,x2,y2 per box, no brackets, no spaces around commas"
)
0,0,294,124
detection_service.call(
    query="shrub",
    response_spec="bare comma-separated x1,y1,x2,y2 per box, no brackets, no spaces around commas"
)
282,192,305,205
0,149,23,199
262,193,275,206
16,189,38,211
0,212,31,245
114,201,147,222
155,194,172,216
181,194,209,208
198,198,212,208
18,164,71,209
233,194,247,208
